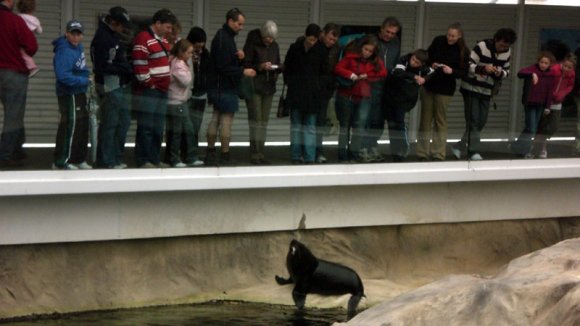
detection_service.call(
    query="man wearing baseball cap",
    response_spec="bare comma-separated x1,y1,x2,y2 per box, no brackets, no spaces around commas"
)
51,19,91,169
90,6,132,169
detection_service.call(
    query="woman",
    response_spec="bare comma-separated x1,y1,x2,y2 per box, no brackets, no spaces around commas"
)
416,22,470,161
334,35,387,162
242,20,283,165
284,24,327,164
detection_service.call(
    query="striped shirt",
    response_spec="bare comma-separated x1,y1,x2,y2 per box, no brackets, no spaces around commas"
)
460,39,511,98
132,29,171,92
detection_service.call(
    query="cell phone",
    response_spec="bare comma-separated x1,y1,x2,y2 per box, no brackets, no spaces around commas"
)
271,65,279,69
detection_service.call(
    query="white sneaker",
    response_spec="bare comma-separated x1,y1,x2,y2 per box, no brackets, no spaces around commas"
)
316,154,327,163
187,160,204,167
113,163,127,169
451,147,462,159
173,162,187,168
357,148,372,163
538,150,547,159
76,161,93,169
139,162,156,168
524,153,534,159
469,153,483,161
156,162,171,168
52,163,78,170
369,147,384,162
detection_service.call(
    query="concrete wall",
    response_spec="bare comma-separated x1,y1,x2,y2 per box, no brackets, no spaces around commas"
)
1,159,579,245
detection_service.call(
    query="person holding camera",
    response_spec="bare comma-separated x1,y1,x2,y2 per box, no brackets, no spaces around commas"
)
452,28,517,161
416,22,470,161
242,20,282,165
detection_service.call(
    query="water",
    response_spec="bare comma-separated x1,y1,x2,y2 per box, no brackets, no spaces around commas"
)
3,301,349,326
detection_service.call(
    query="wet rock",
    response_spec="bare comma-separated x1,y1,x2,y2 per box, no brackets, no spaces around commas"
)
335,237,580,326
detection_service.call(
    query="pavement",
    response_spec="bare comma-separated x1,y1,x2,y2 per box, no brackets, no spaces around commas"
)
3,140,578,171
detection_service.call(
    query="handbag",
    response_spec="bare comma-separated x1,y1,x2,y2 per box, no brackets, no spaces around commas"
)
276,84,289,118
336,76,355,88
238,75,255,100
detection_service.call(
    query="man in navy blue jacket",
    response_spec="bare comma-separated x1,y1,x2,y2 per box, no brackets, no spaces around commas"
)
90,6,132,169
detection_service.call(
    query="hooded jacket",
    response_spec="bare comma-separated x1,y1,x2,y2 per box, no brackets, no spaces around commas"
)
334,52,387,99
518,63,555,108
90,19,132,89
385,53,435,112
52,35,89,96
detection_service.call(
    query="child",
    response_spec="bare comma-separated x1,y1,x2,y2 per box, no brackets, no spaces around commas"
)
167,39,196,167
334,35,387,162
533,53,576,158
17,0,42,77
52,19,91,170
511,51,556,158
385,49,434,162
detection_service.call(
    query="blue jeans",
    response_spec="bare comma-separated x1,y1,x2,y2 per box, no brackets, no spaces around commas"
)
0,69,28,161
189,98,206,160
336,95,371,161
512,104,544,156
386,105,410,158
454,92,490,155
167,103,195,164
134,88,167,166
290,109,317,162
362,83,385,150
97,85,131,167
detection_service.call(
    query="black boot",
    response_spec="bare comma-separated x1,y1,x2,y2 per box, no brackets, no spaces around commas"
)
205,148,217,166
219,151,231,166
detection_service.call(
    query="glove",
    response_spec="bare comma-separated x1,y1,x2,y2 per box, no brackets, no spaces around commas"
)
543,108,551,116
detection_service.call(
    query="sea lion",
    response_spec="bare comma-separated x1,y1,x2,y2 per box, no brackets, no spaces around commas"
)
275,239,365,318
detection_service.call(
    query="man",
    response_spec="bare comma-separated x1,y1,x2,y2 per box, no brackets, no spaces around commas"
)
362,16,401,162
132,8,176,168
316,23,341,163
452,28,517,161
0,0,38,168
205,8,256,166
91,6,132,169
52,19,91,170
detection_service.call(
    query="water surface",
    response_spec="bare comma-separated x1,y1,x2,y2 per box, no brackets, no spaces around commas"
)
4,301,349,326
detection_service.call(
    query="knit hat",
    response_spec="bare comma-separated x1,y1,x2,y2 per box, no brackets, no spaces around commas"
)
187,27,207,44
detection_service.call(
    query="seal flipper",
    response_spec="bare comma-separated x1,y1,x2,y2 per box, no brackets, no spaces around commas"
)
275,275,293,285
347,292,363,319
292,287,307,310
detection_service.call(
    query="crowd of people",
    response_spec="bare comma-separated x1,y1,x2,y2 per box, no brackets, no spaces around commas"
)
1,1,579,169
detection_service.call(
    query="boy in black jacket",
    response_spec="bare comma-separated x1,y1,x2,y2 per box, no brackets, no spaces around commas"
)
385,49,434,161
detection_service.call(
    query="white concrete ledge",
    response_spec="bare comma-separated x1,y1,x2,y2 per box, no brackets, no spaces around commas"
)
0,159,579,197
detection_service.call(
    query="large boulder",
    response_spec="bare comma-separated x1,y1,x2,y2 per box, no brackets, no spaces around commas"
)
336,237,580,326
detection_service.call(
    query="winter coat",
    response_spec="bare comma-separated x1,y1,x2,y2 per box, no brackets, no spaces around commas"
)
207,23,243,93
52,35,89,96
334,52,387,99
0,4,38,74
385,53,435,112
168,57,192,105
518,63,555,107
192,47,210,97
90,19,132,89
424,35,469,96
551,63,576,104
283,39,328,114
242,28,281,95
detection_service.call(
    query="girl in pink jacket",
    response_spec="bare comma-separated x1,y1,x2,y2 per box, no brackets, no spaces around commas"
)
167,39,196,167
334,35,387,162
534,53,576,158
